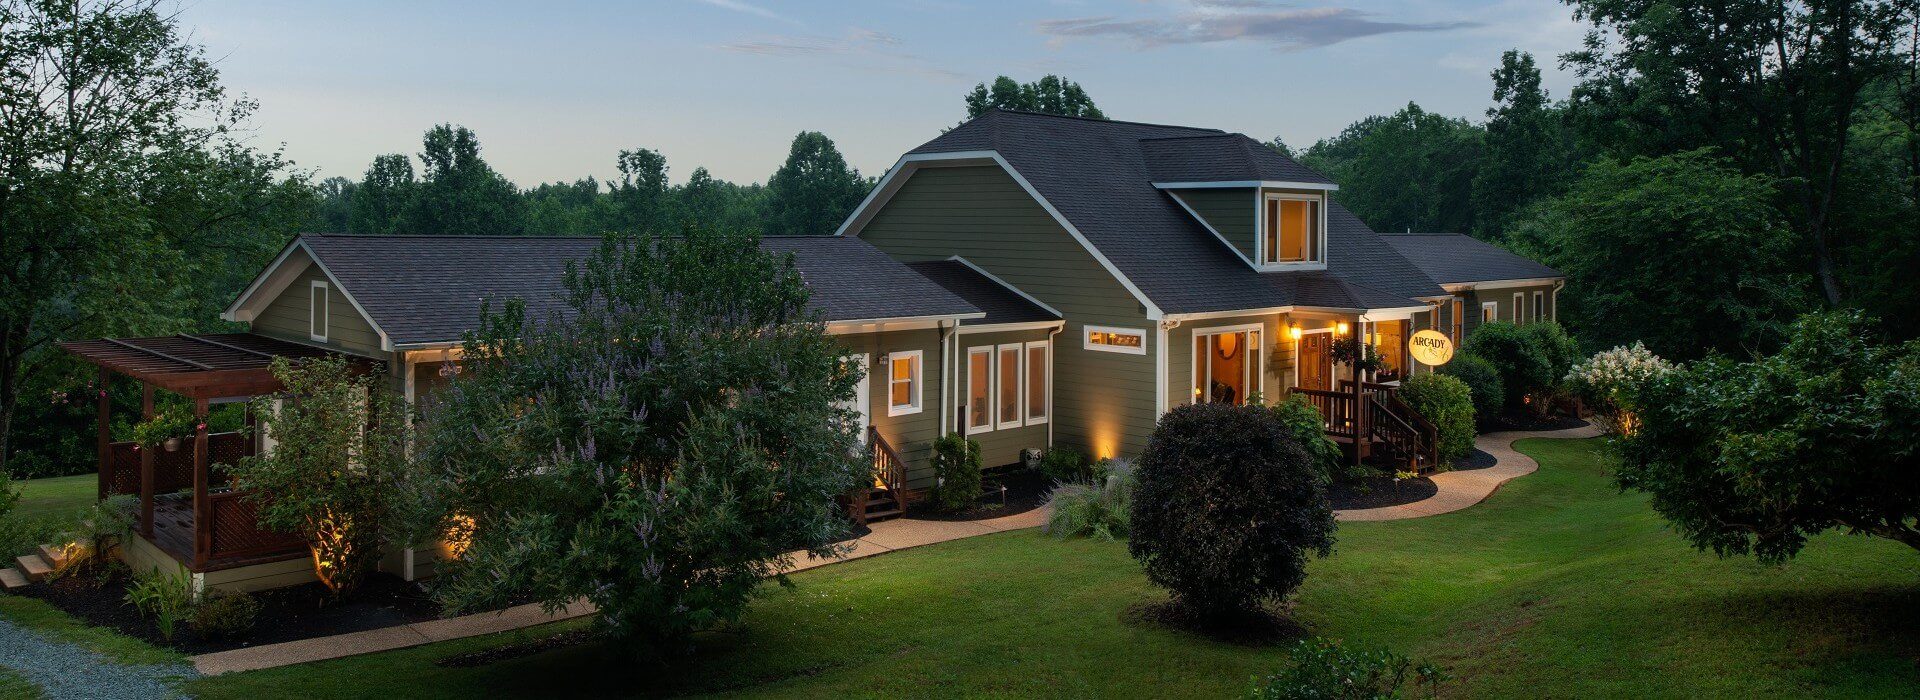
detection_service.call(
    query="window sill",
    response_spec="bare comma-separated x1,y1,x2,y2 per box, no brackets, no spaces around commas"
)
887,405,922,418
1256,261,1327,273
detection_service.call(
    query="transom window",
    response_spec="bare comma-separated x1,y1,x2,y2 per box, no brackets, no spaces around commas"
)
1262,193,1323,265
886,350,922,417
1085,325,1146,355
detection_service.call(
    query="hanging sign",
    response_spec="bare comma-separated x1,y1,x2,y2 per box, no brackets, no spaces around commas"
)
1409,330,1455,366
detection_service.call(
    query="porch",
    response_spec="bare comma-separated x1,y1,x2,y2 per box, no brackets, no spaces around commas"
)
60,333,374,572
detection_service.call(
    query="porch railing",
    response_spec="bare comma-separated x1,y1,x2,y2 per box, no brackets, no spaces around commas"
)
103,432,248,497
868,426,909,518
1294,388,1357,439
206,491,304,561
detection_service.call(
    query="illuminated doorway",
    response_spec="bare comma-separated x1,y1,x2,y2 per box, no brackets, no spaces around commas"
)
1193,325,1262,405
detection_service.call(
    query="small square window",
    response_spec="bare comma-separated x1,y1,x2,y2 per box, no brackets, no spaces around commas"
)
887,351,922,417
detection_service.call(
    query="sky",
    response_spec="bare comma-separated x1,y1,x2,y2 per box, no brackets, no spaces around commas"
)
177,0,1590,187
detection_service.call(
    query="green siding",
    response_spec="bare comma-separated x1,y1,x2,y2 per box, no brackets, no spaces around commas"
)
251,257,384,356
1460,283,1558,337
835,328,947,489
955,329,1054,470
1173,189,1257,262
859,165,1158,461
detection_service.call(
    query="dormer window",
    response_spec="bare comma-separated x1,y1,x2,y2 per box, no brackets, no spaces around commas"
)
1261,193,1324,266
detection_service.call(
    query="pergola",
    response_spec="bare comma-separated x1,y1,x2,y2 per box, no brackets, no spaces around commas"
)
60,333,373,571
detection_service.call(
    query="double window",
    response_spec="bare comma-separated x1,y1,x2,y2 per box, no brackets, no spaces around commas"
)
1193,325,1262,406
1261,193,1323,265
966,341,1050,434
886,350,922,417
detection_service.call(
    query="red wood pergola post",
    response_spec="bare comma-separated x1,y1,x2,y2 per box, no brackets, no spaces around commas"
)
139,383,155,536
192,398,211,570
96,368,111,500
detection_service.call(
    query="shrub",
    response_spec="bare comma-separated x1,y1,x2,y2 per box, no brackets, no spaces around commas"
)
1045,458,1135,540
1268,393,1348,482
1565,342,1672,435
1437,353,1504,422
1460,321,1551,410
1524,322,1581,393
125,567,195,641
1396,374,1475,464
928,434,983,512
1249,638,1447,700
190,588,261,641
1129,403,1335,619
1037,446,1091,483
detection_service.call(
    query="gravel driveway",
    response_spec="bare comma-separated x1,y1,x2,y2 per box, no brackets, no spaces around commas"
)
0,613,196,699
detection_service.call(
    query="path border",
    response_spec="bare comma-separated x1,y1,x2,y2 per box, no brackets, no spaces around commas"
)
1336,424,1603,522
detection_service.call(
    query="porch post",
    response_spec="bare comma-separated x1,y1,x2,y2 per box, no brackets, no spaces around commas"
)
139,383,155,536
192,398,210,569
95,368,110,500
1352,318,1368,469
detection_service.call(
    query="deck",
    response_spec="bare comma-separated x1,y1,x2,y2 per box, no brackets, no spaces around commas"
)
146,492,306,572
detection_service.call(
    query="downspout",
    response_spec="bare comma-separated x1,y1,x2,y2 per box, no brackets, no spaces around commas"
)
939,320,957,437
1045,323,1063,449
1550,280,1565,324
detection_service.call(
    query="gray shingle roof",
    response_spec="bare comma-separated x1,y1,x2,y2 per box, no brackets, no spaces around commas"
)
296,234,979,346
1141,134,1334,184
903,110,1447,314
1378,233,1564,285
903,260,1061,325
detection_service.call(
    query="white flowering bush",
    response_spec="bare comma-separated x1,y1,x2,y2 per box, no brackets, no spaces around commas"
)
1565,342,1673,434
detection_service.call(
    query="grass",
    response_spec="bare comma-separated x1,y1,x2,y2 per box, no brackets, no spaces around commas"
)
10,474,95,518
0,595,183,667
0,666,38,700
175,437,1920,698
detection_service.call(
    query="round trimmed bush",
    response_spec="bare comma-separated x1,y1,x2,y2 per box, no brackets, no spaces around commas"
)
1461,321,1551,409
1128,403,1335,619
1439,353,1504,422
1397,373,1476,464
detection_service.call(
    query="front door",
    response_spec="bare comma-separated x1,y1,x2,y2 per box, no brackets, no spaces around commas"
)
1298,332,1331,391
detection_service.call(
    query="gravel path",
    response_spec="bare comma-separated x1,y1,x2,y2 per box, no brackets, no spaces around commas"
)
0,613,196,699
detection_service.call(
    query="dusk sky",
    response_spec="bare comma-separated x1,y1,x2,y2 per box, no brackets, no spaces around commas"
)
180,0,1589,187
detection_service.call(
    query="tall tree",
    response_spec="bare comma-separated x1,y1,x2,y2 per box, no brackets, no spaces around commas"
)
609,147,669,233
963,74,1105,120
763,131,869,236
1300,103,1484,234
0,0,300,474
349,154,414,234
1471,50,1570,241
402,124,523,235
1564,0,1915,306
523,177,604,235
676,166,763,233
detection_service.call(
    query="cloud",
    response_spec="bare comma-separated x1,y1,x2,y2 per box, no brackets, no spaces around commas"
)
1036,3,1479,51
717,28,966,80
695,0,800,26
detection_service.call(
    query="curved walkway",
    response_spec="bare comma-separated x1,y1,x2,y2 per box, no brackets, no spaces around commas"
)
1336,423,1603,522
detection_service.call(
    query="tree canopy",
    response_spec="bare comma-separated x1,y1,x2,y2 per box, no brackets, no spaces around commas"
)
763,131,870,236
963,75,1105,120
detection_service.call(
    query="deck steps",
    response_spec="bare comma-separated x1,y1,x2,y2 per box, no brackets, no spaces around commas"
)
37,544,69,569
0,567,25,591
862,488,904,524
13,554,51,582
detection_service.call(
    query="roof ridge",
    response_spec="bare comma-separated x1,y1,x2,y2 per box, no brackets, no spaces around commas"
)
303,232,605,240
982,108,1223,134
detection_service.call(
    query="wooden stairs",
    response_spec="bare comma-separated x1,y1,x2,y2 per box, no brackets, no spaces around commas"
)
860,487,904,523
1,542,73,591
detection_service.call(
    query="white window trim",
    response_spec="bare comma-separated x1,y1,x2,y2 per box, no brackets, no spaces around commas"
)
964,346,993,435
995,344,1024,430
1513,293,1525,324
1533,291,1545,323
886,350,923,417
839,353,870,440
1482,301,1498,324
1024,340,1051,425
309,280,329,343
1084,324,1148,355
1192,323,1264,406
1256,191,1328,269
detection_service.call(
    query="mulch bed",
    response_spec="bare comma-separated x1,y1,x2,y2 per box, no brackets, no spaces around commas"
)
1328,473,1438,510
22,563,446,654
901,468,1052,522
1483,414,1591,433
1452,447,1498,471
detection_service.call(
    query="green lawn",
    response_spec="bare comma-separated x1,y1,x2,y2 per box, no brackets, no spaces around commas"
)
175,438,1920,698
10,474,94,518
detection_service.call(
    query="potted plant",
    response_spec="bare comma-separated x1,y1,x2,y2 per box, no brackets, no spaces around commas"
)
130,406,195,452
1329,337,1387,375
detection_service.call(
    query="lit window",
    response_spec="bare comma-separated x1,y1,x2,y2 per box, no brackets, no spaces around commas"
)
1263,194,1321,264
1025,341,1049,424
1451,298,1464,343
1482,301,1498,324
887,350,922,416
309,280,329,342
966,348,991,434
1085,325,1146,355
997,345,1022,429
1194,327,1261,406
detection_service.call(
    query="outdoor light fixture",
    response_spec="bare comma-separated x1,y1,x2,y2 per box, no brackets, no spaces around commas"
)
1288,325,1303,340
1336,322,1350,335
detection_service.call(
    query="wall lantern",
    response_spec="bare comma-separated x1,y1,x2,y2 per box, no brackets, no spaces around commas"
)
1288,325,1303,340
1335,321,1350,335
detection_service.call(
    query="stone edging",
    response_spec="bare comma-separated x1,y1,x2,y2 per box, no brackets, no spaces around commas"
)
1335,424,1604,522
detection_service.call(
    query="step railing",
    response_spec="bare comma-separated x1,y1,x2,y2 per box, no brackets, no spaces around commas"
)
1293,388,1357,439
868,426,909,518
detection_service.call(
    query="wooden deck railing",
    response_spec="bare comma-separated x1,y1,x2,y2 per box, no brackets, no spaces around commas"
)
1303,383,1439,471
205,491,304,562
1294,388,1358,439
868,426,909,518
103,432,248,497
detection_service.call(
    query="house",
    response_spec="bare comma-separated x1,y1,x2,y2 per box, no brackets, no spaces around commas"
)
46,110,1561,593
